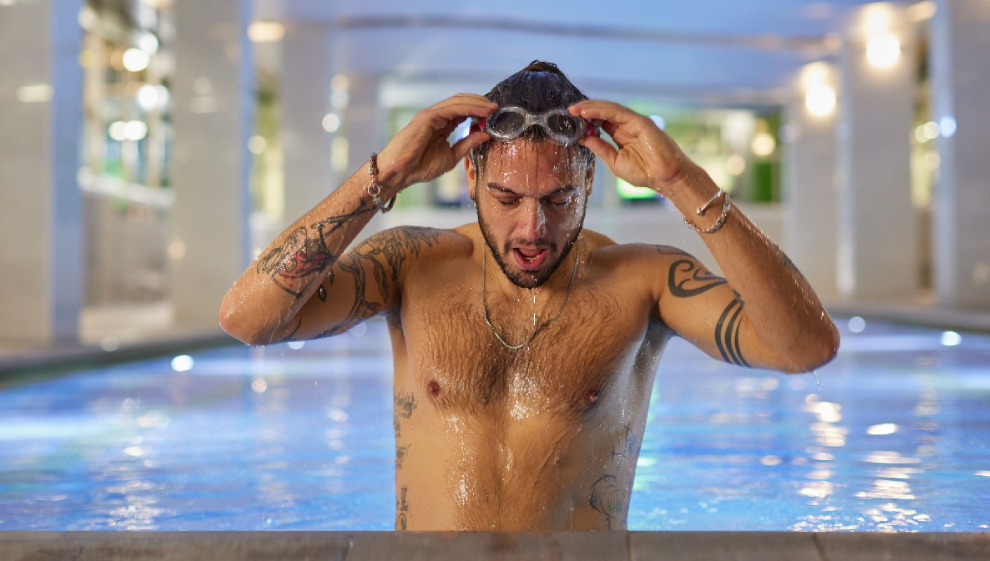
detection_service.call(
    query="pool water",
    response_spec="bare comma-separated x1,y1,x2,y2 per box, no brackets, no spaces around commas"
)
1,318,989,531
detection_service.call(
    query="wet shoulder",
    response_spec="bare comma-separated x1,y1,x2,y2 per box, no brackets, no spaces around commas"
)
583,232,691,274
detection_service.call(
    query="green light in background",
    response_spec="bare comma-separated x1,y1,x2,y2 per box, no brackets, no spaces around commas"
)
617,177,657,200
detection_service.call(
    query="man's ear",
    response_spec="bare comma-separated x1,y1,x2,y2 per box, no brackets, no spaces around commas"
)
584,160,595,198
465,157,478,202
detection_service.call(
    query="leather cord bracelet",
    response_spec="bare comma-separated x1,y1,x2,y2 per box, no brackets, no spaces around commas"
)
368,153,396,213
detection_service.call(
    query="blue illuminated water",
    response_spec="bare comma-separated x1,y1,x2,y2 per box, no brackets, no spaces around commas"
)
1,318,989,531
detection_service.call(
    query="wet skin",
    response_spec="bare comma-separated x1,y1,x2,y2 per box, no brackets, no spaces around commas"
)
220,94,839,531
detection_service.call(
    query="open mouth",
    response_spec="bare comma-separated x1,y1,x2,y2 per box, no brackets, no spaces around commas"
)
512,247,549,270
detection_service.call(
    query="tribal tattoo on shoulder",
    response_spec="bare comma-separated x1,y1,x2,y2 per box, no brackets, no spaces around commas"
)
667,258,728,298
715,292,751,368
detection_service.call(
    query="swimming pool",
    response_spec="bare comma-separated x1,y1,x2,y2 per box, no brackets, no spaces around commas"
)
1,317,988,531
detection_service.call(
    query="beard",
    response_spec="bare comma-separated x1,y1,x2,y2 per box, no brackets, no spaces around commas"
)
477,205,586,289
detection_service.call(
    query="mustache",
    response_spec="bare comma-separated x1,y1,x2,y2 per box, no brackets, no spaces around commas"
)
503,239,557,254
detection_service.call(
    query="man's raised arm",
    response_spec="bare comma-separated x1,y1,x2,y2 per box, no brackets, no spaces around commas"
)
571,100,839,373
219,94,495,345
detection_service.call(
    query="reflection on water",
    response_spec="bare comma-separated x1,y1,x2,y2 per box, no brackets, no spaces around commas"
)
0,318,989,530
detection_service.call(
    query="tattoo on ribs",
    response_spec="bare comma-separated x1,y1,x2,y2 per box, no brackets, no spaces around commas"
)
394,392,418,419
668,259,728,298
393,391,418,439
256,203,375,297
395,444,410,470
715,295,751,367
589,475,622,529
396,486,410,530
611,425,636,463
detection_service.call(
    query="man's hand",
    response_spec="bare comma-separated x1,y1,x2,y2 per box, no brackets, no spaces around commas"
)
376,94,495,195
569,100,696,197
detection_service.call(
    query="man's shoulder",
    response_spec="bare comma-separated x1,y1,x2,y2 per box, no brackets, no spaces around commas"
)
358,225,473,260
583,230,692,264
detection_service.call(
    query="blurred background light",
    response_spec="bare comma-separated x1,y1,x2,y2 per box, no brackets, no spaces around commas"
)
751,132,776,157
941,331,962,347
122,48,151,72
248,21,285,43
805,84,837,116
170,355,193,372
866,33,900,68
322,112,341,133
939,116,957,137
15,84,52,103
848,316,867,333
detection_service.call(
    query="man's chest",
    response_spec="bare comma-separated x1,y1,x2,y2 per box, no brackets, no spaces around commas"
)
397,282,659,416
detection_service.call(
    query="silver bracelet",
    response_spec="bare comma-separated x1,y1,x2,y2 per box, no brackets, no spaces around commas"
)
684,189,731,234
368,153,396,213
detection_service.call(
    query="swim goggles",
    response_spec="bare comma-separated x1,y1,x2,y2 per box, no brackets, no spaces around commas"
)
471,106,600,146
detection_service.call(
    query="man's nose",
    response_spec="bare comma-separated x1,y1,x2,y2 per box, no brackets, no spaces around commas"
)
519,198,547,239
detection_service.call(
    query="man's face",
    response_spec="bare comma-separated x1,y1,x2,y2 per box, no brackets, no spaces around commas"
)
467,140,593,288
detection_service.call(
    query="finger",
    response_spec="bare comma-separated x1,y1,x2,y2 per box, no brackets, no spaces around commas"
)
569,100,638,126
431,97,497,118
451,131,491,161
579,136,618,169
437,93,496,107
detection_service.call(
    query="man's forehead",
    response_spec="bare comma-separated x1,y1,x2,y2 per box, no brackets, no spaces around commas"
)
481,140,588,178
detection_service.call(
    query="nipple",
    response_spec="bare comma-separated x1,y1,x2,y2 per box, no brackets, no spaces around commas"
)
585,389,599,407
427,380,441,398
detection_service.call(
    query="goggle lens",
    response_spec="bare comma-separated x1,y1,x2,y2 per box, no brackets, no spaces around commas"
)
487,111,526,137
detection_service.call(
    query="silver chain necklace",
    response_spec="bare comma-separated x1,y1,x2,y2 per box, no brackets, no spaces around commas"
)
481,240,579,350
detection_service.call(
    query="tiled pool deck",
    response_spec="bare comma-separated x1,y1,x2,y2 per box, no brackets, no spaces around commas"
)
2,530,989,560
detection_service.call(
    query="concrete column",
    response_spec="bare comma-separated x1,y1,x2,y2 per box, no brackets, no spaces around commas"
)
835,3,919,301
930,0,990,309
169,0,254,328
782,62,839,299
280,27,333,224
336,73,387,234
0,0,84,343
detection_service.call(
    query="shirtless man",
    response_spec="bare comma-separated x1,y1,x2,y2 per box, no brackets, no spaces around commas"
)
219,61,839,531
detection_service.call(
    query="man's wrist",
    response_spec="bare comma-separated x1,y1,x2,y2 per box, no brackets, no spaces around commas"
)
657,164,723,218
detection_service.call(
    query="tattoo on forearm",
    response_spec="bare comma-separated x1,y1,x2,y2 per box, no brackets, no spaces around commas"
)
257,202,375,297
668,259,728,298
770,241,802,275
715,295,751,367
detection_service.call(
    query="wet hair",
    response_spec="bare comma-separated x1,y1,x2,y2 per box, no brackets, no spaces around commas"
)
469,61,595,173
